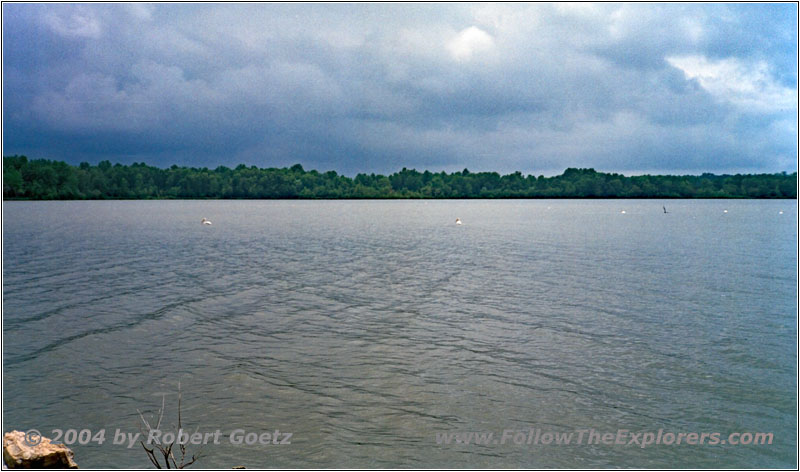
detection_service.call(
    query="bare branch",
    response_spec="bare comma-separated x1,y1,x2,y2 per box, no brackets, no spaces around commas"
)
155,394,166,431
137,384,200,469
140,441,161,469
137,409,153,432
183,454,198,468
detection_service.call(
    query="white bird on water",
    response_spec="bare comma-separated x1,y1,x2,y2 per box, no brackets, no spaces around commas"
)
620,210,626,214
202,218,212,225
455,218,462,225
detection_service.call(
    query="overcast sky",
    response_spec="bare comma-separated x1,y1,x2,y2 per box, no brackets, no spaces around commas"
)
3,3,797,175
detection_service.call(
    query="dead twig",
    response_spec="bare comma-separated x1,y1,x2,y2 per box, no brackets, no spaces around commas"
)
137,383,202,469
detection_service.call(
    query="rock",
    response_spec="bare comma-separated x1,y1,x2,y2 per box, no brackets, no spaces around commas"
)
3,431,78,468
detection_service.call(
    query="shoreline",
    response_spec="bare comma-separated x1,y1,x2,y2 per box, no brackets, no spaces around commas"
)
4,196,797,201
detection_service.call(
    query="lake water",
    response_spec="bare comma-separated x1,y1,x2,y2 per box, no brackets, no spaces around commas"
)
2,200,796,468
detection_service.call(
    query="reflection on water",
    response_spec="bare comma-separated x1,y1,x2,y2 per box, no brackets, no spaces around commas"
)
3,200,797,468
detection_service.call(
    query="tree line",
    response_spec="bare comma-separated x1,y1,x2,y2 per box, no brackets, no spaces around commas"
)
3,155,796,200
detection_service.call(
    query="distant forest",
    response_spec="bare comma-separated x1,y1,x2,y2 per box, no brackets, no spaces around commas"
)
3,155,797,200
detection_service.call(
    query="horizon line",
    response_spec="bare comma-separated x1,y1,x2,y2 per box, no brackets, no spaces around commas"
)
3,155,797,179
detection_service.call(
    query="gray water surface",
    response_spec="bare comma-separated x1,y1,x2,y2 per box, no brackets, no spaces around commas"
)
3,200,797,468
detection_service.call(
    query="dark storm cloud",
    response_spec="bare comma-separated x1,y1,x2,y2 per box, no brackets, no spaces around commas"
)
3,3,796,175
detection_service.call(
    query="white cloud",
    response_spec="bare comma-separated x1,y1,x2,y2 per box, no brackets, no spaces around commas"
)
554,2,603,18
43,8,102,39
446,26,495,61
680,17,705,43
667,55,796,113
125,4,153,21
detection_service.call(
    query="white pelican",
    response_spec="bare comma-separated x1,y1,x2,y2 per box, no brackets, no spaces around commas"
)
202,218,212,225
620,210,626,214
455,218,462,225
779,210,784,215
723,209,728,213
